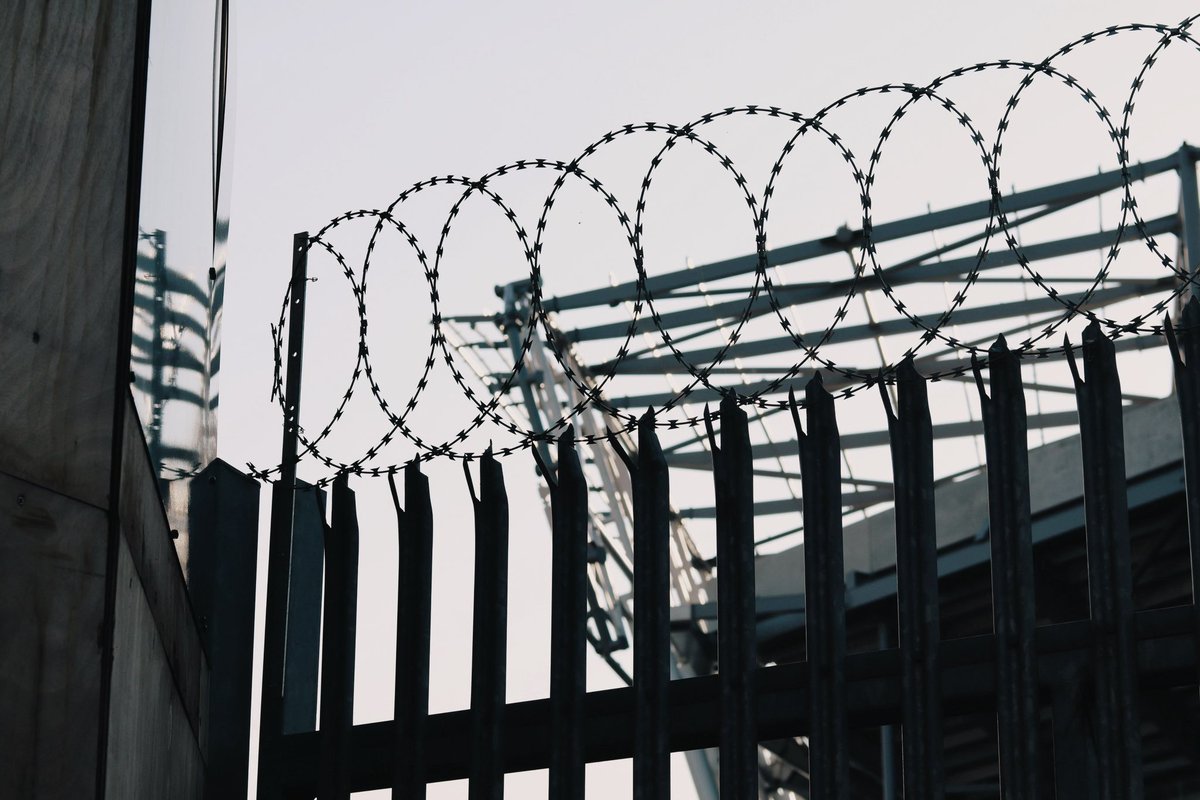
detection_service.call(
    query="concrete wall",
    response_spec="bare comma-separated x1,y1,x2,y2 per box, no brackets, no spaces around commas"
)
0,471,108,797
106,396,210,798
0,2,209,797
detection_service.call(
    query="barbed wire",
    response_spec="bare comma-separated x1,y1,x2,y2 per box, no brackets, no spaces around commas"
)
248,16,1200,484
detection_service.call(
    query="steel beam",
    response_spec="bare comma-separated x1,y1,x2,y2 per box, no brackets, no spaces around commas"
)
257,233,310,800
542,152,1184,314
592,276,1167,377
577,214,1177,350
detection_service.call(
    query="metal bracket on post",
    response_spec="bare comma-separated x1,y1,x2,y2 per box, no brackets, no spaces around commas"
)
257,232,310,800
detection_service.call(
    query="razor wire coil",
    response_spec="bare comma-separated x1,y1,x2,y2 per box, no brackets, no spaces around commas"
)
246,17,1200,484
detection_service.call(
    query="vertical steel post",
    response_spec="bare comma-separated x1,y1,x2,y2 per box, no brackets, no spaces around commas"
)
1068,321,1144,800
975,337,1039,800
186,455,259,800
1166,298,1200,690
547,429,587,800
318,474,359,800
883,358,943,799
391,461,434,799
147,228,167,474
1177,145,1200,294
284,481,325,735
631,411,671,800
792,374,847,799
187,460,261,800
708,394,757,800
468,450,509,800
257,232,310,799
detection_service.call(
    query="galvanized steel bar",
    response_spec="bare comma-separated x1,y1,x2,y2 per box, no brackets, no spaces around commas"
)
792,374,848,799
390,462,434,799
1068,321,1144,799
587,214,1178,360
283,482,325,736
146,229,167,468
468,450,509,800
1177,145,1200,285
318,474,359,800
546,429,587,800
568,251,1173,353
883,358,943,799
541,152,1181,315
187,460,262,800
975,337,1039,800
631,411,671,800
257,232,310,799
1168,298,1200,690
708,394,757,799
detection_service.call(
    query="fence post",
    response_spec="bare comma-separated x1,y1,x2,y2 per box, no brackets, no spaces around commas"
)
620,411,672,800
257,232,310,800
707,394,758,800
544,429,588,800
390,461,434,799
883,358,943,799
284,483,326,736
318,473,359,800
467,449,509,800
975,337,1039,800
792,374,847,799
1167,298,1200,691
1068,321,1144,800
186,460,261,800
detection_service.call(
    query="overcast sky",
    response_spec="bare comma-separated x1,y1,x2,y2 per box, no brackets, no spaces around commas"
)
220,4,1200,796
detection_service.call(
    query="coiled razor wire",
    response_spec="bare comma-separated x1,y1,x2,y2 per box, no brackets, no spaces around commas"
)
247,16,1200,484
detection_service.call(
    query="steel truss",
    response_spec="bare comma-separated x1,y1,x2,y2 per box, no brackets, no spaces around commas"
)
444,145,1200,798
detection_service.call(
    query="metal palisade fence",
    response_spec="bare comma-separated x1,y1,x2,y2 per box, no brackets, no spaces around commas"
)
245,18,1200,798
253,231,1200,798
